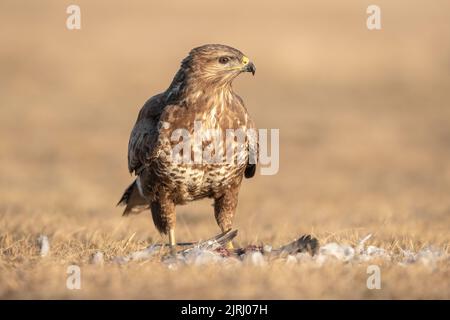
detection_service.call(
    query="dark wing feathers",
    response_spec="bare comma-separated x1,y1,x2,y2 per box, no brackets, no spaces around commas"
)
245,117,258,179
128,94,164,174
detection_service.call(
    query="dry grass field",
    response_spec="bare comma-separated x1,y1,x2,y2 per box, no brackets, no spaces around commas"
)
0,1,449,299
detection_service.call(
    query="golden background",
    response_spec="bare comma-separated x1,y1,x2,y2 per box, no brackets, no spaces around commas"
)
0,1,449,298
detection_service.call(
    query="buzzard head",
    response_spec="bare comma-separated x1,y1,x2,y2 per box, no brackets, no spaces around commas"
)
183,44,256,86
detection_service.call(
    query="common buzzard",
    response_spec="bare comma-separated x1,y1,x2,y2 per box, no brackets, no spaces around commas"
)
118,44,257,253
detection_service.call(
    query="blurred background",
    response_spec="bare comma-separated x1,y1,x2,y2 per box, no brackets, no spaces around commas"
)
0,0,449,298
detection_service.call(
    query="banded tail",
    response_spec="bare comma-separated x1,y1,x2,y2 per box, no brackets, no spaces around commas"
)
117,179,149,216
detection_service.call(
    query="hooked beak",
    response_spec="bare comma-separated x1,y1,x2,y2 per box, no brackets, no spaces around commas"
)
241,56,256,75
245,62,256,75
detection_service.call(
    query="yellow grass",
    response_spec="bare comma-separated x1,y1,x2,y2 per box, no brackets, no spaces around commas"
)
0,0,449,299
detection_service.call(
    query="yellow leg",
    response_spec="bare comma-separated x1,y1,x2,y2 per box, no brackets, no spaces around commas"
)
220,227,234,250
225,241,234,250
169,228,176,255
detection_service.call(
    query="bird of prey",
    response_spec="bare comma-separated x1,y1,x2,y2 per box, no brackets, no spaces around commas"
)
118,44,257,253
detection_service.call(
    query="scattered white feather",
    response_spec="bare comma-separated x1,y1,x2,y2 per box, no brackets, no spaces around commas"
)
356,234,372,255
286,255,297,265
399,249,417,265
263,245,272,254
184,248,223,266
37,235,50,257
162,254,186,269
113,244,161,264
130,245,161,261
319,243,355,262
243,251,267,267
167,262,179,271
222,256,242,268
416,247,444,267
366,245,385,256
400,246,445,268
295,252,314,263
113,256,130,265
108,234,448,270
91,251,104,265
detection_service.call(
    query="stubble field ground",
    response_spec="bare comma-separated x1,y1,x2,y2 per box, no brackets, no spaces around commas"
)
0,1,449,299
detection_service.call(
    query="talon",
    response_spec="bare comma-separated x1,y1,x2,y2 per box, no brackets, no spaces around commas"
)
225,241,234,250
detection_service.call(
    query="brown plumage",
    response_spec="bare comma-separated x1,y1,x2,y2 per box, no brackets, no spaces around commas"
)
118,44,257,251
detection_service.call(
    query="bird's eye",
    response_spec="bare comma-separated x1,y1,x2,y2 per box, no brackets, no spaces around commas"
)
218,56,230,64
